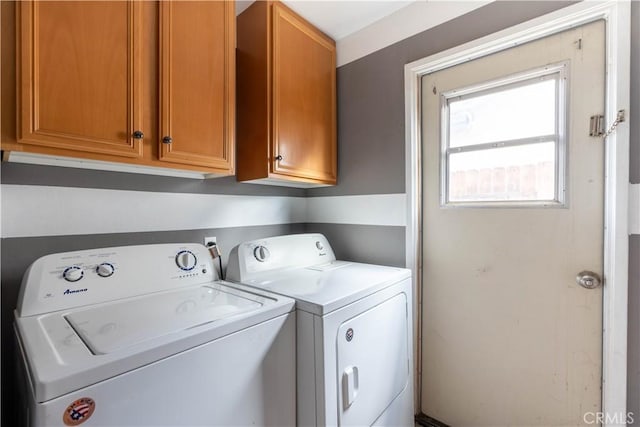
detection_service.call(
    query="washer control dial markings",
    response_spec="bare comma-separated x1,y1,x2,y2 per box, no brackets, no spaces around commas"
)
63,266,84,282
253,246,270,262
175,250,197,271
96,263,115,278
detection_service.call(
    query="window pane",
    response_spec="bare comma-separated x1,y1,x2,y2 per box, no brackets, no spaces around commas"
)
448,142,556,203
448,79,556,148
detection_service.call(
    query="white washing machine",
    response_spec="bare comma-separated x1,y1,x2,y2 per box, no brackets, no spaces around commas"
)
227,233,414,427
14,243,296,427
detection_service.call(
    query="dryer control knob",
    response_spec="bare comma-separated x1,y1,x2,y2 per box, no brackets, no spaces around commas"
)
176,250,197,271
96,263,115,278
63,266,84,282
254,245,270,262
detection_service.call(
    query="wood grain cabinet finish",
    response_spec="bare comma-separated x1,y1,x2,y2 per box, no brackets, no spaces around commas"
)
237,1,337,187
6,0,235,176
159,1,234,171
17,1,143,158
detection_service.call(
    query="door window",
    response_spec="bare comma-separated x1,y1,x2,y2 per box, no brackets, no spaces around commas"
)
441,63,568,206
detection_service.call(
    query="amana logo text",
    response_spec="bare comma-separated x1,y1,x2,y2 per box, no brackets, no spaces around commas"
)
63,288,88,295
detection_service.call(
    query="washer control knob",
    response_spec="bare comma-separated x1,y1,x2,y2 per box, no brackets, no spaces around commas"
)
316,241,324,250
176,250,197,271
254,245,270,262
63,266,84,282
96,262,115,278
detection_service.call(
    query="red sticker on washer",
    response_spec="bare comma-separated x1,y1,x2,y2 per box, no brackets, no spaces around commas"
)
63,397,96,426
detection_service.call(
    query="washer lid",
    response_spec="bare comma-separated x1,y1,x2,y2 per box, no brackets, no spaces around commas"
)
16,281,294,403
240,261,411,315
66,285,262,354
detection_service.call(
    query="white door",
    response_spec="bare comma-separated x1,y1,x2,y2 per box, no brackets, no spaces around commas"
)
421,21,604,426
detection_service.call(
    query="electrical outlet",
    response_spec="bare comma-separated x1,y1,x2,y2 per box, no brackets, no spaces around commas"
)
204,236,217,247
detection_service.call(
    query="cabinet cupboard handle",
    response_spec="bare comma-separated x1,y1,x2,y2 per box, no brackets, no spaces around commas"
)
132,130,144,139
275,155,283,161
162,136,173,144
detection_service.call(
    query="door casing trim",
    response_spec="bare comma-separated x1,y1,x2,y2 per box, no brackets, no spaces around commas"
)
404,1,631,423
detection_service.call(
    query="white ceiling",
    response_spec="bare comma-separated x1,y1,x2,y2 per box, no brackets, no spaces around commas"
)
236,1,493,66
282,1,415,40
236,0,416,41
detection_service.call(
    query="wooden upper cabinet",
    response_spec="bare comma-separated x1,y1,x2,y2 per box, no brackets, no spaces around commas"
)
17,1,143,158
8,0,235,176
159,1,234,171
237,1,337,187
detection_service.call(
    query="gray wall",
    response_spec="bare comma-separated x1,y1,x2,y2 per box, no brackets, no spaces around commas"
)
308,0,640,421
0,162,306,197
304,223,405,267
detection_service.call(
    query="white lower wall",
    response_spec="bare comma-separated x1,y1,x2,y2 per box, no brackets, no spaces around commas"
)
306,193,406,227
0,185,407,238
2,184,636,239
0,185,307,238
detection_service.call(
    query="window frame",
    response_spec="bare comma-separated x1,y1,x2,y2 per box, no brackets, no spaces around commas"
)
439,61,569,208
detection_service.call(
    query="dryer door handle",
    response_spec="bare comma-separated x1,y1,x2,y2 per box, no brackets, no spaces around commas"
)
342,365,359,409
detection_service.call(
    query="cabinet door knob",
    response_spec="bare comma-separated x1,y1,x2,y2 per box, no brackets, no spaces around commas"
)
275,155,283,161
132,130,144,139
162,136,173,144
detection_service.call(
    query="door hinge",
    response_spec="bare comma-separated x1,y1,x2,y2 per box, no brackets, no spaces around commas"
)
590,110,626,139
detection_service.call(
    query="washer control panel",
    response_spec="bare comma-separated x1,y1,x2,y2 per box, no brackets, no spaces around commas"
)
16,243,215,317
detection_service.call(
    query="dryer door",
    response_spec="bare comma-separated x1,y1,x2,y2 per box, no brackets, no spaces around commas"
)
337,292,409,426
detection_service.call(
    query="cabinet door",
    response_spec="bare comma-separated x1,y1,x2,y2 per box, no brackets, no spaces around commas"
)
159,1,234,172
271,3,336,184
18,1,143,158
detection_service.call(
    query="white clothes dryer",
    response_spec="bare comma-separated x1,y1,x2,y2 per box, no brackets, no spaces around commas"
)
14,243,296,427
227,233,414,427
